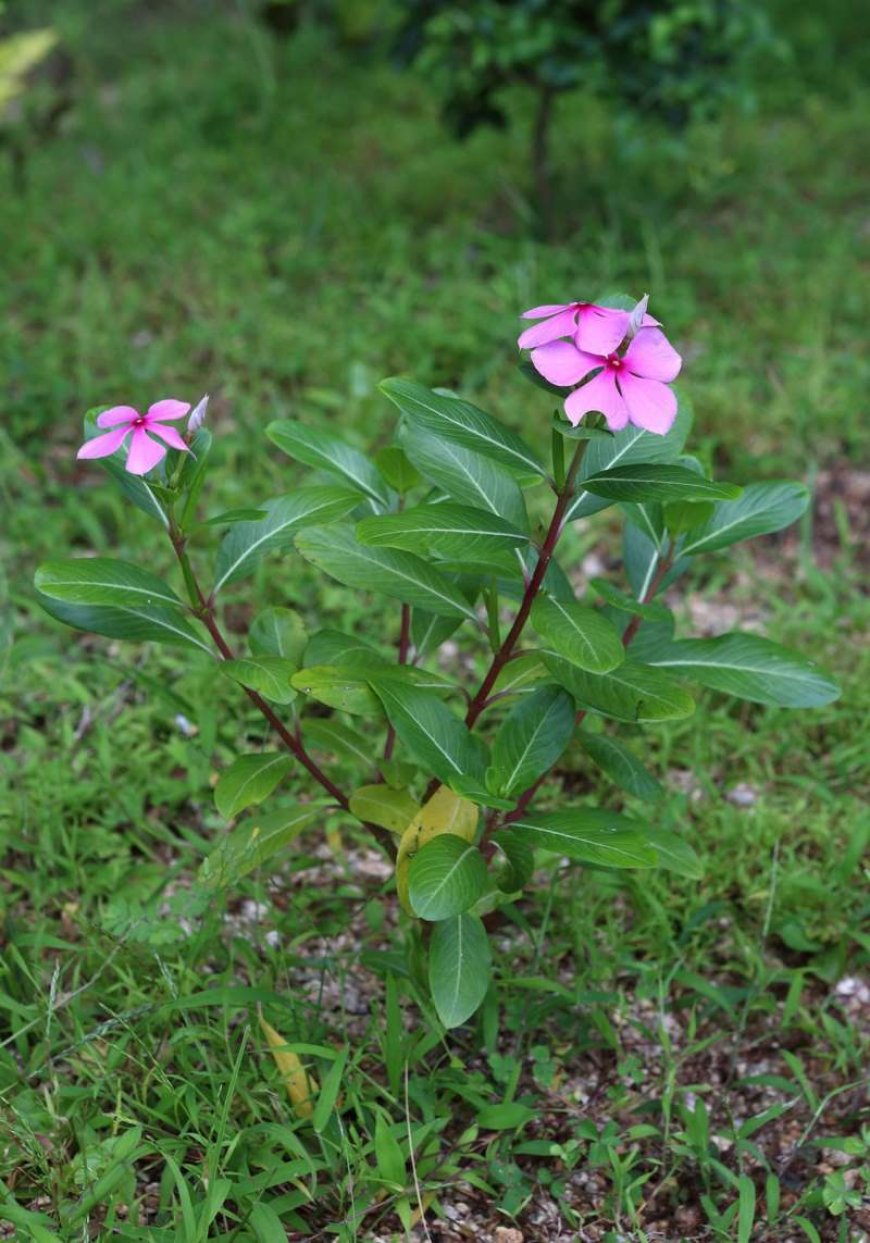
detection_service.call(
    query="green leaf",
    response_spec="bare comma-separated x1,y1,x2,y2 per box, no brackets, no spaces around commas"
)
214,753,293,819
623,522,689,602
644,829,703,879
492,832,534,892
357,503,528,566
492,652,548,698
589,577,671,621
373,1111,406,1188
35,591,211,654
220,657,298,704
295,524,477,619
490,686,575,796
303,628,384,669
266,420,391,507
380,377,545,480
551,413,614,441
292,663,453,716
304,719,373,768
578,732,664,802
248,606,307,663
408,836,488,920
213,486,359,593
621,500,666,546
410,609,465,657
35,558,183,610
397,424,529,534
565,396,693,522
647,634,840,707
531,595,625,674
501,809,658,868
177,427,213,528
249,1203,293,1243
476,1102,536,1130
199,804,322,888
374,445,421,493
583,463,741,504
681,482,810,556
664,498,715,535
349,784,419,834
369,680,488,791
201,507,268,526
544,652,695,722
429,913,491,1028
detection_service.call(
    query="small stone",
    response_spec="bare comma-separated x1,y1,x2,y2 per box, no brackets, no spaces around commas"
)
494,1229,524,1243
726,782,758,807
835,976,870,1004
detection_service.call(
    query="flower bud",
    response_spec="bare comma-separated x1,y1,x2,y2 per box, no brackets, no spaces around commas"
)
187,394,209,436
628,294,649,339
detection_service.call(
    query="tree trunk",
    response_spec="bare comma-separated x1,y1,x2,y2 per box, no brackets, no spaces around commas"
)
531,84,556,239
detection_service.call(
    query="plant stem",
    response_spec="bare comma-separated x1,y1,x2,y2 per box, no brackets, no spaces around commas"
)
167,519,395,854
465,440,586,730
383,604,411,762
620,545,674,648
500,542,676,829
531,83,556,241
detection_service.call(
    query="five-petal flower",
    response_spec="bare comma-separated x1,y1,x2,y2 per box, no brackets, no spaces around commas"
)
77,400,191,475
518,300,634,356
531,328,682,434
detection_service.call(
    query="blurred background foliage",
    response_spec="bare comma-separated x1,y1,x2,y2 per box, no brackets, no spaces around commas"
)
1,0,867,472
1,3,868,1234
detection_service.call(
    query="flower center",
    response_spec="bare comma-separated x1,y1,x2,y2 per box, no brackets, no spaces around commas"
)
607,354,623,370
133,416,147,428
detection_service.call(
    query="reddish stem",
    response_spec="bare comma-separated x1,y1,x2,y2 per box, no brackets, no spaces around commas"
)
464,442,586,730
169,526,394,854
498,543,675,831
383,603,411,763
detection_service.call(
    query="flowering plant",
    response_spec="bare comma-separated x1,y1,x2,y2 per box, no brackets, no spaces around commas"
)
36,295,838,1028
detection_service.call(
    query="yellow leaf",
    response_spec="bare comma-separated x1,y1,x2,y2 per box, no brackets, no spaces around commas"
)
395,786,478,914
258,1010,318,1119
349,783,420,834
0,29,58,112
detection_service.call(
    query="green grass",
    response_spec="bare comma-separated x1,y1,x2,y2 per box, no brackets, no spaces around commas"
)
1,3,869,1239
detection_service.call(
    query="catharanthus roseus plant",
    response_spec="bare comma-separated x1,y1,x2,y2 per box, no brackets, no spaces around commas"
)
37,294,839,1029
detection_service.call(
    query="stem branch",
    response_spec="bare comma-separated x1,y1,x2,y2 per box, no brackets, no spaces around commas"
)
499,541,675,829
168,519,394,855
464,441,586,730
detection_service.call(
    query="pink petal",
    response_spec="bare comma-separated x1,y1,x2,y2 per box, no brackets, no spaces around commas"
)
624,328,682,382
125,427,167,475
575,307,630,356
618,374,678,435
564,371,629,430
530,341,600,387
518,308,580,350
77,426,130,460
147,422,189,451
520,303,572,320
146,399,191,423
96,405,139,429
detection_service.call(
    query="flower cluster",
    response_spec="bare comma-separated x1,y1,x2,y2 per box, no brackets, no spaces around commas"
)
519,299,682,435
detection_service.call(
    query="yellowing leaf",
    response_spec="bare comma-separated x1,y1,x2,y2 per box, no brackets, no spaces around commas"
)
349,783,420,834
395,785,478,915
0,29,58,111
258,1011,318,1119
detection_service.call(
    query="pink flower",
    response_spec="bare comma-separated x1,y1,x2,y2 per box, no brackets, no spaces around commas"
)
530,328,682,434
519,300,637,356
77,400,191,475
